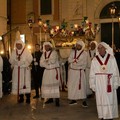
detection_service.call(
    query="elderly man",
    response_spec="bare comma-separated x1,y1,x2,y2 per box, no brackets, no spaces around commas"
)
40,41,60,107
68,40,88,107
86,41,97,98
9,31,33,104
89,42,120,120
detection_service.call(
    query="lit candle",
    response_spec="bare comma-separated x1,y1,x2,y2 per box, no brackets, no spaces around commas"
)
74,24,78,29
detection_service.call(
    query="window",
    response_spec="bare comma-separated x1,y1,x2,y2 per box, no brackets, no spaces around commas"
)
20,34,25,43
40,0,52,15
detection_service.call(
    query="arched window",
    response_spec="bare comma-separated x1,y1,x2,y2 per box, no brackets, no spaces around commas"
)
100,1,120,49
100,1,120,19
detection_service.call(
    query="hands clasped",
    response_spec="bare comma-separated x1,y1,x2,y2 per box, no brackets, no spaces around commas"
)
14,59,25,66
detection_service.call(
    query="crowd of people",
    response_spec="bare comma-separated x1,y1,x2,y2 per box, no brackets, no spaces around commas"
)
0,31,120,120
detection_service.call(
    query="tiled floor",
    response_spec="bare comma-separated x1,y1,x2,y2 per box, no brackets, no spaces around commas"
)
0,91,119,120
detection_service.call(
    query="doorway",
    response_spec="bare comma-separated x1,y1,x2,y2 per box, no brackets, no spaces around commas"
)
101,22,120,49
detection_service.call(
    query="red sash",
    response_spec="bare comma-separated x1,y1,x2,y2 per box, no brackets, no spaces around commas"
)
107,74,112,93
95,73,112,93
74,50,84,63
45,51,59,81
55,68,58,80
70,68,84,90
46,67,60,80
96,54,112,92
79,69,82,90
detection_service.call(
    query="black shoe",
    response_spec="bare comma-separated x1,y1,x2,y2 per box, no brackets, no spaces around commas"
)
18,94,24,103
55,98,60,107
33,95,39,99
45,98,53,104
87,94,93,99
26,99,30,104
82,101,88,107
69,100,77,105
18,99,24,103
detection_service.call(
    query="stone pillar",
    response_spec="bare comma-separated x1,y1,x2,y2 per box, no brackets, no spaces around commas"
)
0,0,7,54
0,0,7,35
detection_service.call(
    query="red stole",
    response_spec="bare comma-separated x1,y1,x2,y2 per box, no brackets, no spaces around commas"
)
45,51,59,80
96,54,112,92
16,47,26,102
74,50,84,63
96,54,110,66
45,50,52,59
16,47,25,61
89,50,96,60
73,50,84,90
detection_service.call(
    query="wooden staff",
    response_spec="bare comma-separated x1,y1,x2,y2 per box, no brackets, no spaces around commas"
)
23,67,26,89
17,63,20,102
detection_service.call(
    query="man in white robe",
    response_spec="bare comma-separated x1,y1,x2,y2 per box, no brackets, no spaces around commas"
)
9,31,33,104
0,56,3,98
40,42,60,107
68,40,88,107
86,41,97,97
89,42,120,120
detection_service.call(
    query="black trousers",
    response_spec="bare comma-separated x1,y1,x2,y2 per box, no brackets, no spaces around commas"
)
32,68,44,96
19,93,30,100
117,87,120,104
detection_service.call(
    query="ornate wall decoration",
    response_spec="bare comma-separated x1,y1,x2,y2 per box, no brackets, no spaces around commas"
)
70,0,83,20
